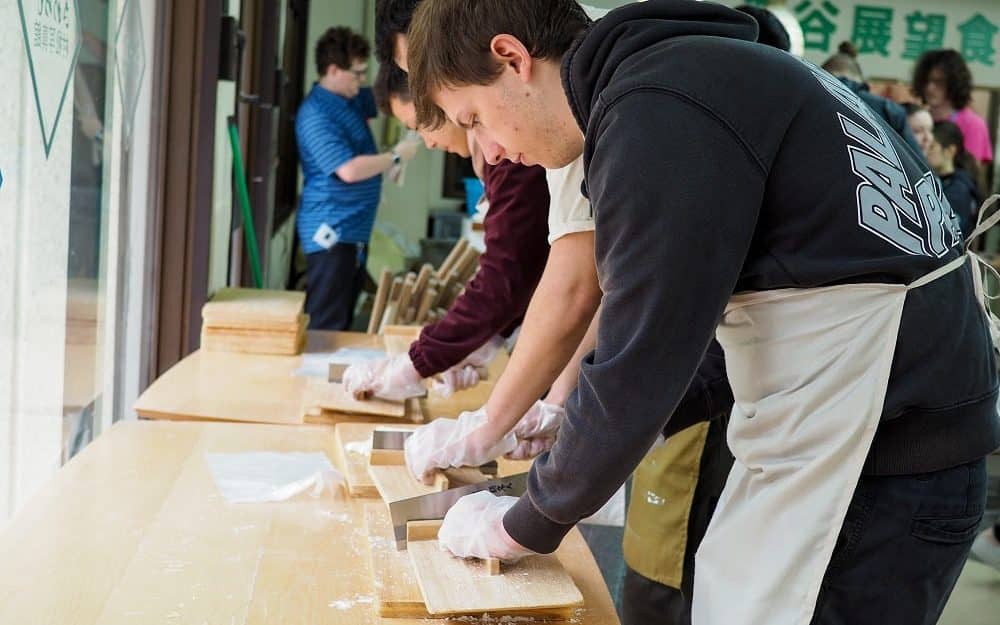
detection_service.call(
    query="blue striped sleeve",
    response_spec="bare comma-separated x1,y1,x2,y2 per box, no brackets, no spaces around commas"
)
298,107,355,177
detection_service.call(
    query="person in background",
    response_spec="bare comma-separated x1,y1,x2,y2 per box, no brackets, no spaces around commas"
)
928,121,984,239
734,4,790,52
823,41,922,155
295,27,421,330
903,102,935,157
912,49,993,166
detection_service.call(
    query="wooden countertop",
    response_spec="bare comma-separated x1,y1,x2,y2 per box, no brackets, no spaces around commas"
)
0,420,619,625
135,331,508,424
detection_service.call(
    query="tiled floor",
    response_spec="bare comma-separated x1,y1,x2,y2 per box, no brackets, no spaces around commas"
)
940,559,1000,624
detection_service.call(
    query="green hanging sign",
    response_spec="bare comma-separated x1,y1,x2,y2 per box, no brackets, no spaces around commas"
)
729,0,1000,86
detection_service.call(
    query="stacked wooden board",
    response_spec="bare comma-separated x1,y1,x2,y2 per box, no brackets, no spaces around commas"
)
368,239,481,333
200,288,307,356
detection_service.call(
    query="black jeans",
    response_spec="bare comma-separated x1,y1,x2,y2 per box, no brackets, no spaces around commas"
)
810,457,987,625
623,456,986,625
304,243,367,331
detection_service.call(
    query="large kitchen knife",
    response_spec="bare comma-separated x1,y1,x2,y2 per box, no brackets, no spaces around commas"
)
389,472,529,550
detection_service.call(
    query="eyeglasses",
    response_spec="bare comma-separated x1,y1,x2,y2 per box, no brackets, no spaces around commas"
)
350,68,367,79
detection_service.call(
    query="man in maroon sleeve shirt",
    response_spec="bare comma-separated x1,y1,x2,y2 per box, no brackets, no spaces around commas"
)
343,63,550,401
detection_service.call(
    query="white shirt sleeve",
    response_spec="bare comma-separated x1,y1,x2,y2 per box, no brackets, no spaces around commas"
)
545,156,594,244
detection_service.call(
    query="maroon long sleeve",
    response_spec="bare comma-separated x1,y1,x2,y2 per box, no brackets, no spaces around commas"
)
409,161,551,377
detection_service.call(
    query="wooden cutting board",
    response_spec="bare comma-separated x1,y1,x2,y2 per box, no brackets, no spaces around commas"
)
302,378,407,418
364,505,581,620
333,423,419,498
201,288,305,327
366,435,490,505
408,532,583,618
364,503,432,618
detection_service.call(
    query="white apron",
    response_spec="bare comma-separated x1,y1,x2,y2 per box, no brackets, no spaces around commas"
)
692,196,1000,625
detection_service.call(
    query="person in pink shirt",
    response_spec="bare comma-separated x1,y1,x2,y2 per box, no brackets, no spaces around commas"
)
912,49,994,165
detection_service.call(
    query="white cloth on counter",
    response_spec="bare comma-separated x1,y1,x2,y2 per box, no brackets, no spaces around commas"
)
205,452,344,503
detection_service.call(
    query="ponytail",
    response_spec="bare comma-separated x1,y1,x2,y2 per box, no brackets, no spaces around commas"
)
933,121,986,201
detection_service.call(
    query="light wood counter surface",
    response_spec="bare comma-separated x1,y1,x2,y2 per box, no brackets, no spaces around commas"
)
0,420,619,625
135,331,509,424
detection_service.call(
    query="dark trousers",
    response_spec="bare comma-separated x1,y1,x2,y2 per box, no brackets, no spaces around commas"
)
623,456,987,625
304,243,366,331
810,457,986,625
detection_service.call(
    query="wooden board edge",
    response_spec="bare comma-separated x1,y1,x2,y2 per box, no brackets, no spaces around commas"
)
363,504,434,619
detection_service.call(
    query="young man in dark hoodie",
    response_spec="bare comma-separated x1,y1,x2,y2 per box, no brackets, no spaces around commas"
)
405,1,1000,623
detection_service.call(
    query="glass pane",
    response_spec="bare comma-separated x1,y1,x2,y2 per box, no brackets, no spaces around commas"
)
63,0,110,462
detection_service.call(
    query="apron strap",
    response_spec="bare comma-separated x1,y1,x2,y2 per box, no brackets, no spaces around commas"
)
962,194,1000,346
908,255,967,289
963,194,1000,250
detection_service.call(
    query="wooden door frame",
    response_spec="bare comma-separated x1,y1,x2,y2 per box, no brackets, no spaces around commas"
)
148,0,220,378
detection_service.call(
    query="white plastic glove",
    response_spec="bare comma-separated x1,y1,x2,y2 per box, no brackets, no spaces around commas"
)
431,364,481,398
465,335,505,367
438,491,535,563
507,399,567,460
404,408,518,484
429,336,504,396
342,353,425,401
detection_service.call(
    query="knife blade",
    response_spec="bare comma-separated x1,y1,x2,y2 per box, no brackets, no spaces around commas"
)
389,472,529,550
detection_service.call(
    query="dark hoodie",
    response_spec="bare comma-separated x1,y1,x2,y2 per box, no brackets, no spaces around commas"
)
941,168,981,239
838,76,924,158
503,0,999,554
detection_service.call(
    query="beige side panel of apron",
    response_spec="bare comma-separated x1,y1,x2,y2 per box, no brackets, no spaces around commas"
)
624,421,711,588
693,283,908,625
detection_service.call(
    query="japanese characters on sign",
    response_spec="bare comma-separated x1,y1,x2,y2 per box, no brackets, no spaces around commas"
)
729,1,1000,85
31,0,73,59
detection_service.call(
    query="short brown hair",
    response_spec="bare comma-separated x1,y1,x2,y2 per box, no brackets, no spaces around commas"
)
315,26,370,76
374,63,412,116
911,49,973,110
408,0,590,129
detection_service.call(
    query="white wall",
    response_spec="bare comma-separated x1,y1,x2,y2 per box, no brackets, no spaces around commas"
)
0,0,77,520
0,0,156,521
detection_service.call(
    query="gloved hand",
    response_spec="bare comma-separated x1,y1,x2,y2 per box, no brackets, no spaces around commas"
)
464,335,505,367
429,336,504,397
431,364,481,398
392,132,421,162
404,408,517,484
438,491,535,563
342,353,425,401
507,399,566,460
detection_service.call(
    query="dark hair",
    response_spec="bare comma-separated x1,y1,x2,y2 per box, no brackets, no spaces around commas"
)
902,102,928,117
934,121,984,199
912,49,973,110
837,40,859,57
374,63,412,116
822,41,864,81
375,0,422,66
409,0,590,129
734,5,790,51
315,26,370,76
